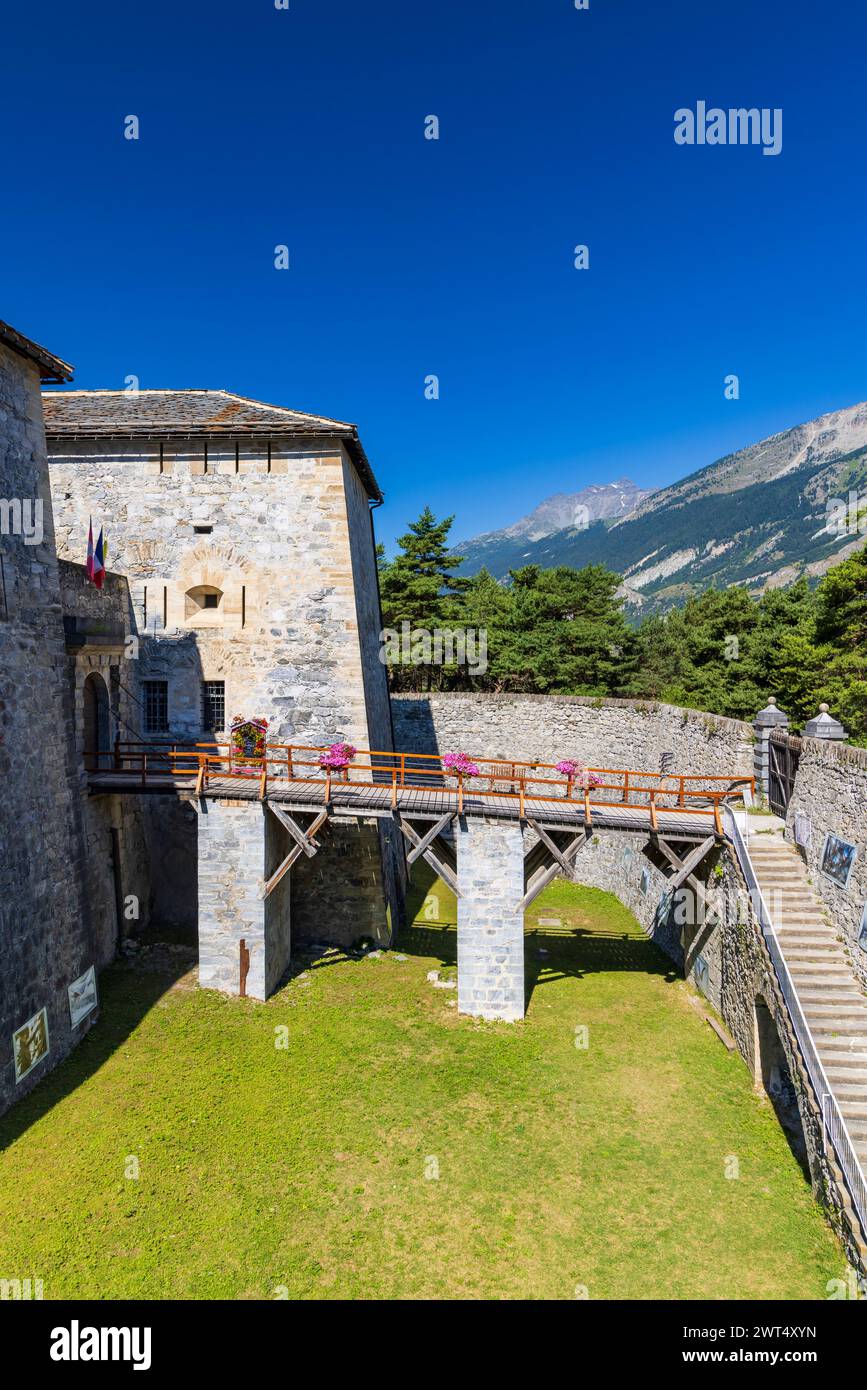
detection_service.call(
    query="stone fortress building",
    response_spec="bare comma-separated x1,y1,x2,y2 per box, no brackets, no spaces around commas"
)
0,321,404,1113
42,388,403,965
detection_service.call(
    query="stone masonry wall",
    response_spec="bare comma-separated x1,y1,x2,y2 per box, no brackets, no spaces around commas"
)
456,817,525,1021
47,436,387,751
785,737,867,989
0,344,96,1113
391,693,754,780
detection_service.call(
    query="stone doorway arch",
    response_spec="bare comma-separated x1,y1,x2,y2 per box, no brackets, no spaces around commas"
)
83,671,110,771
754,995,809,1178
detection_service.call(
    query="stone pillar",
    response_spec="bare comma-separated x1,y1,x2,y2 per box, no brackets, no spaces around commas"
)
803,703,848,743
752,698,789,802
456,817,525,1022
197,800,291,1000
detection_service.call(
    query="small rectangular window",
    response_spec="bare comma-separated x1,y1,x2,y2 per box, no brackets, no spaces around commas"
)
193,525,212,534
201,680,225,732
143,680,169,734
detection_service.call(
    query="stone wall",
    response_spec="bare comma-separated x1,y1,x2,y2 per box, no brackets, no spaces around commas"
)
292,818,403,950
391,693,754,780
0,344,96,1113
785,737,867,988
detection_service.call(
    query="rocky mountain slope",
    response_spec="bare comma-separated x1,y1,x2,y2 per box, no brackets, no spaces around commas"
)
455,403,867,613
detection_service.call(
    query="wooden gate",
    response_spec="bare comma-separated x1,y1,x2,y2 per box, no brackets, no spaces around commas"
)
768,732,800,817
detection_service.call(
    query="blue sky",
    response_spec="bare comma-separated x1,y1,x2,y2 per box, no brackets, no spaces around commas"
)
2,0,866,550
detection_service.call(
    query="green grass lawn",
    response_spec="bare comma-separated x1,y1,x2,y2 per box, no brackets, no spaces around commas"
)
0,872,846,1300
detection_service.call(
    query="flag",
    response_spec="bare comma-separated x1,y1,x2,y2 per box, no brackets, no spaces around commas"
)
92,527,105,590
85,518,94,581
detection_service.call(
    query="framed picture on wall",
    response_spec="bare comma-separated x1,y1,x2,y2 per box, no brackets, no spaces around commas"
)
859,901,867,954
12,1007,50,1084
819,833,857,889
68,966,98,1028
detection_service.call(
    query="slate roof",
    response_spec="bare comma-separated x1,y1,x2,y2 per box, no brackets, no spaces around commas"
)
0,320,74,383
42,388,381,500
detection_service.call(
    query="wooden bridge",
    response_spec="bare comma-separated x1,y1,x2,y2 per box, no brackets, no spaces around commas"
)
88,739,751,921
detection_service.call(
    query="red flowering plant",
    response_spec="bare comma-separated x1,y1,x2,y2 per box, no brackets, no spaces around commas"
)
229,715,269,775
442,752,480,779
319,742,357,777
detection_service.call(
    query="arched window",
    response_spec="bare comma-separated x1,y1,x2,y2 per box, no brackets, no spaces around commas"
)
83,672,110,771
184,585,224,623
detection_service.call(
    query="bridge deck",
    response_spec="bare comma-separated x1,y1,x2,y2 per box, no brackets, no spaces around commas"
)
87,771,723,838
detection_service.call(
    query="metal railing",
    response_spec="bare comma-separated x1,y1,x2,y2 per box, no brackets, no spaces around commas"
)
724,806,867,1237
88,739,753,826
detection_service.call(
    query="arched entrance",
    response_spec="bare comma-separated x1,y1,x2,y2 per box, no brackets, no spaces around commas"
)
83,672,110,771
755,996,810,1178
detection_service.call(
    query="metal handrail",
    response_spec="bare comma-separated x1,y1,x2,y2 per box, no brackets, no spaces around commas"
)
724,806,867,1237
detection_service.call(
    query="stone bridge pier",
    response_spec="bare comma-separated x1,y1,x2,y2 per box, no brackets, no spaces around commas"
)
197,800,291,1000
456,817,526,1022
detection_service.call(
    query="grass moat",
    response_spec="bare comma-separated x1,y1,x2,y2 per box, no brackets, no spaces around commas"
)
0,872,845,1300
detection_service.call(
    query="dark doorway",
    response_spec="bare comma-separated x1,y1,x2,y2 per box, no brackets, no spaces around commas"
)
755,996,810,1179
83,672,110,770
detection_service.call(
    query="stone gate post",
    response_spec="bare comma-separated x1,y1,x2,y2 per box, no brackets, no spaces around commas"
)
752,698,789,802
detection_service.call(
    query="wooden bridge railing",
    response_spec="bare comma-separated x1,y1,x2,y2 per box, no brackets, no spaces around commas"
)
88,738,754,831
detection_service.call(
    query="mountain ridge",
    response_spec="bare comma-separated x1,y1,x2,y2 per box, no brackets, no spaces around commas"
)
455,402,867,613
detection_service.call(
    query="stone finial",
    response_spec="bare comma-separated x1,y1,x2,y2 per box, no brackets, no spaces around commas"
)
803,703,848,741
753,697,790,730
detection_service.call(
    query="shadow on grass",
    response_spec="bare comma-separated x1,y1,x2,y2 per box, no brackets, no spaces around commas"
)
398,862,679,1010
0,951,190,1154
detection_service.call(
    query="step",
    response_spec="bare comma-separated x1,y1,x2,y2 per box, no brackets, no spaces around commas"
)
823,1066,867,1084
831,1083,867,1103
783,945,845,959
780,931,842,944
788,960,857,976
810,1026,867,1045
802,1004,867,1022
839,1101,867,1120
819,1049,867,1068
794,984,867,1006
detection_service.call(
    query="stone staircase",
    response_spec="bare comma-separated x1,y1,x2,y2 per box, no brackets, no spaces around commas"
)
748,831,867,1179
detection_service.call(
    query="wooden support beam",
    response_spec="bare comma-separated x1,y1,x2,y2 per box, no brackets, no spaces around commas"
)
525,818,581,877
398,816,461,897
655,834,716,892
267,802,326,858
652,834,714,917
260,807,329,899
518,830,588,912
405,811,456,867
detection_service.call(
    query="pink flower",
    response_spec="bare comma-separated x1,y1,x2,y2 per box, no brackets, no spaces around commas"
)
442,752,479,778
319,742,357,771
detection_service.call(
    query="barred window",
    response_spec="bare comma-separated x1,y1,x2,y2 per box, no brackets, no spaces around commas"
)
201,680,225,732
143,680,169,734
